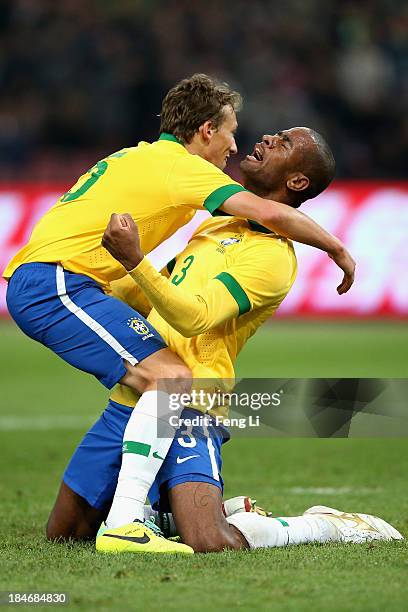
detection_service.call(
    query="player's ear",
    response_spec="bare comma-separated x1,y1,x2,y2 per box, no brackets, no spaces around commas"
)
198,120,216,143
287,173,309,193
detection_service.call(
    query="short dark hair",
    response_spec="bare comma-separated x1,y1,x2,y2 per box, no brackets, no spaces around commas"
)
160,74,242,144
297,129,336,204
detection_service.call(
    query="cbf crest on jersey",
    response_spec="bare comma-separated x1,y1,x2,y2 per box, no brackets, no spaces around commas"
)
220,237,241,247
127,317,152,340
217,235,242,254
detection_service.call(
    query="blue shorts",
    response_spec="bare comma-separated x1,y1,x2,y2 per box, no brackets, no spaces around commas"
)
63,401,230,511
6,263,166,389
149,408,230,512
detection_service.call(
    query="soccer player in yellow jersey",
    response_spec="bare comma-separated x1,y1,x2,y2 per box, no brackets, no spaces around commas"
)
94,127,399,552
6,74,353,552
46,127,399,551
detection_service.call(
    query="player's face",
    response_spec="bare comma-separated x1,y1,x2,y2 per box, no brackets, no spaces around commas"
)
205,105,238,170
241,127,315,189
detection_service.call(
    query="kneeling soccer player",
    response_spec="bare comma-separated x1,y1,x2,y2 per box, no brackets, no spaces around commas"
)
96,406,402,552
137,418,403,553
97,127,401,552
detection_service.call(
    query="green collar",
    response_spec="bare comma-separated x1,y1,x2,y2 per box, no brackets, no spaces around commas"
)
158,133,183,145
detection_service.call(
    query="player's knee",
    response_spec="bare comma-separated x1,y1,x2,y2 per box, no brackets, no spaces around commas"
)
45,521,94,542
46,513,72,541
122,345,192,396
155,361,192,395
183,527,244,553
126,361,192,396
46,513,96,542
46,521,69,542
161,363,192,396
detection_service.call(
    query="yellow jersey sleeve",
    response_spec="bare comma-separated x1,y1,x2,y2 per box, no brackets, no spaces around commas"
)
216,238,297,313
128,257,239,337
125,236,296,337
108,275,152,317
168,152,248,214
108,261,172,317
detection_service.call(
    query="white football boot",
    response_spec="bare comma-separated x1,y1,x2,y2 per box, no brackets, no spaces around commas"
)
304,505,404,543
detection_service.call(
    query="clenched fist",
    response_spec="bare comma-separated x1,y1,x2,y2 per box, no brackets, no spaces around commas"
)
102,213,144,271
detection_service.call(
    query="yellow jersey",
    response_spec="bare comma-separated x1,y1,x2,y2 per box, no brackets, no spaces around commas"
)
110,216,297,415
3,134,247,289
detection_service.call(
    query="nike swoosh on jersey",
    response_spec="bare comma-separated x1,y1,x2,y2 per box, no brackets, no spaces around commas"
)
102,533,151,544
176,455,200,464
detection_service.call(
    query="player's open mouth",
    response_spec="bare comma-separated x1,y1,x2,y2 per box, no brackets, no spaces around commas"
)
246,144,264,163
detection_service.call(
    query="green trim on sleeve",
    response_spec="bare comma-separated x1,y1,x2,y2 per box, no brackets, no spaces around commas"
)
204,184,248,215
215,272,251,315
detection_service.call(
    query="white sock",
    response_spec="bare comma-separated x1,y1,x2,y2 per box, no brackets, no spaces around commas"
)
227,513,339,548
106,390,176,528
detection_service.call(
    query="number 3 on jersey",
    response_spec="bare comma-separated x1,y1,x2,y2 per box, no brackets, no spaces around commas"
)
60,151,127,203
171,255,195,286
61,161,108,202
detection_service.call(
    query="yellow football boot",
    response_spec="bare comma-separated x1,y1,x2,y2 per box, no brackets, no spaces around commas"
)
96,520,194,554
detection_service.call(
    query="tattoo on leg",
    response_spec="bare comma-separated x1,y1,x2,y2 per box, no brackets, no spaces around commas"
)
192,483,215,510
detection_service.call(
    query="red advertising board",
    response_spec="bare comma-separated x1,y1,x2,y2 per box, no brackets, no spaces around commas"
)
1,182,407,318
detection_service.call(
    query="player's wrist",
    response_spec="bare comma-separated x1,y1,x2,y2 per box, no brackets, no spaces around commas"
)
124,254,144,272
327,237,345,258
127,255,146,274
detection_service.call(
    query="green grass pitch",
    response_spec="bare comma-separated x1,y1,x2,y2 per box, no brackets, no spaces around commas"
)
1,320,407,611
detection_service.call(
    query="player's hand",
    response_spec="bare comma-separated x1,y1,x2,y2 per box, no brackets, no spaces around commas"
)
102,213,144,271
329,245,356,294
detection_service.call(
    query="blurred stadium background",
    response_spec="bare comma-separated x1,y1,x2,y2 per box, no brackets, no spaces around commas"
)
0,0,407,321
1,2,407,608
0,0,407,180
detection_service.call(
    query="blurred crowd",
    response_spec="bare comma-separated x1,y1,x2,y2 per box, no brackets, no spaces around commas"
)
0,0,406,180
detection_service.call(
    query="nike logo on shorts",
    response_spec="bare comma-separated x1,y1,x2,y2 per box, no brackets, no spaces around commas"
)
176,455,199,464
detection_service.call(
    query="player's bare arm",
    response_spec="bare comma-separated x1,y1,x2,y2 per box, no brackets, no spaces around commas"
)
221,191,355,294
